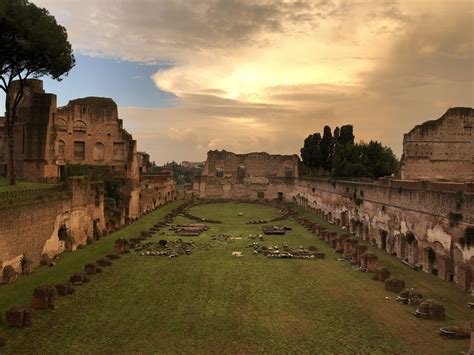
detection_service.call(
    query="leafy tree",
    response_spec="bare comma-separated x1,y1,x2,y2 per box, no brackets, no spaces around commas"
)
0,0,75,184
300,132,322,173
333,141,398,178
320,126,334,171
338,125,354,145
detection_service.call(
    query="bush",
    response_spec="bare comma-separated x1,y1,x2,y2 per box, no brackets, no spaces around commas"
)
20,255,32,274
40,254,51,266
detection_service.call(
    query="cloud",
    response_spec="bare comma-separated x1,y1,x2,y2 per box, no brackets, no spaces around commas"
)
35,0,474,163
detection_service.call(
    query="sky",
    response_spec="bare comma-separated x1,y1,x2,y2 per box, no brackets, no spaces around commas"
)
12,0,474,163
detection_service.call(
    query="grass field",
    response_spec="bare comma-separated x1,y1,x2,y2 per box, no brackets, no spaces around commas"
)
0,177,55,192
1,202,471,354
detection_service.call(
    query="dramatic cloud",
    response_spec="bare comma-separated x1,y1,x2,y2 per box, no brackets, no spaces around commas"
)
35,0,473,163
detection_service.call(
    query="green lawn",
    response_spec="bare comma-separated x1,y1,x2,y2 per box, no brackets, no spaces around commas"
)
1,202,471,354
0,177,54,192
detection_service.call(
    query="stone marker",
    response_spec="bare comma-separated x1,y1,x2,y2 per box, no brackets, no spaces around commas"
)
415,299,445,320
384,278,406,293
70,272,84,285
373,267,391,282
31,285,58,309
84,263,97,274
5,306,34,328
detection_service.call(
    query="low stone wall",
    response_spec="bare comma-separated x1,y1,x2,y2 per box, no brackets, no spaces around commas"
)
291,177,474,290
0,178,105,279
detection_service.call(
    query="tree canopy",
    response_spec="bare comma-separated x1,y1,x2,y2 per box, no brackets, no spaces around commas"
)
0,0,75,184
301,124,399,179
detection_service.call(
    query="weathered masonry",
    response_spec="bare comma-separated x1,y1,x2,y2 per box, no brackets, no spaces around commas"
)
0,177,105,273
193,150,299,199
291,178,474,290
400,107,473,181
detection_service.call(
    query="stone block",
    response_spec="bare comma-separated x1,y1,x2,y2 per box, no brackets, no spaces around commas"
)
31,285,58,309
55,283,67,296
84,263,97,275
70,272,84,285
385,278,405,293
5,306,33,328
373,267,391,282
96,258,112,267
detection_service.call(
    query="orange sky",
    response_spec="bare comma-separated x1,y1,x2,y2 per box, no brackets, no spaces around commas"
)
36,0,473,163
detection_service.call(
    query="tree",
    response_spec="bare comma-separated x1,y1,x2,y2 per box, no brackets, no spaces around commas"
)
332,141,399,179
338,125,354,145
0,0,75,184
300,132,322,173
320,126,334,171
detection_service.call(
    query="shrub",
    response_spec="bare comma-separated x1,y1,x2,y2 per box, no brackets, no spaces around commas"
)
40,254,51,266
20,254,32,274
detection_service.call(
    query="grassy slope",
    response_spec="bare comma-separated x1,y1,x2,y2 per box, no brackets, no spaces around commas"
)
1,202,471,354
0,177,54,192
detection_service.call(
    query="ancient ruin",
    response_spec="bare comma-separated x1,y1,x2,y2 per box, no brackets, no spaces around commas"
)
0,79,178,278
193,150,299,200
400,108,473,181
192,108,474,292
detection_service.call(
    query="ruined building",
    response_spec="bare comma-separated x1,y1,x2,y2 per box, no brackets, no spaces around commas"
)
194,108,474,291
193,150,299,199
400,107,473,181
0,80,177,276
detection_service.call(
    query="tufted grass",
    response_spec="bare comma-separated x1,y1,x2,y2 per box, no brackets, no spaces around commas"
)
0,202,471,354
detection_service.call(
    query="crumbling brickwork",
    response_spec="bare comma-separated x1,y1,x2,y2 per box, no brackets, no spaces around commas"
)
0,177,105,279
194,150,299,199
400,107,473,181
291,177,474,289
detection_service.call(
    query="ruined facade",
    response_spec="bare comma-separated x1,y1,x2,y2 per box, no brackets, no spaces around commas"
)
400,107,473,181
292,178,474,290
193,150,299,199
0,80,138,183
193,109,474,290
0,79,177,222
0,80,178,279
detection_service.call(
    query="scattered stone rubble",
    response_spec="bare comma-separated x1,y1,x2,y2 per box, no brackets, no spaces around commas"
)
170,223,209,236
262,225,291,235
247,241,324,259
415,299,446,320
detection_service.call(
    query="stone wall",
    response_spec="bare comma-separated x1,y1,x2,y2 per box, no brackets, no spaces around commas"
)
0,177,105,279
194,150,300,199
400,107,473,181
291,177,474,290
139,173,178,214
202,150,300,179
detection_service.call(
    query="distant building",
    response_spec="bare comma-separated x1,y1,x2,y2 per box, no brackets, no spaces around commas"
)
181,161,204,169
400,107,473,181
138,152,152,173
193,150,300,199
